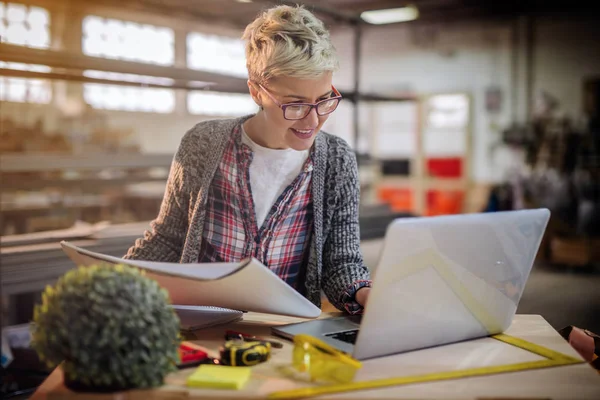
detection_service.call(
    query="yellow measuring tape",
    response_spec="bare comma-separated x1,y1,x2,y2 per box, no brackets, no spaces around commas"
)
268,333,583,399
269,248,584,399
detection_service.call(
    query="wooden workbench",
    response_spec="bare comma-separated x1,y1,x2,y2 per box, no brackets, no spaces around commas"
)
30,312,600,400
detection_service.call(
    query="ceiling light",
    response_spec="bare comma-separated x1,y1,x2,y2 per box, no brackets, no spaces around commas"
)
360,5,419,25
236,0,253,3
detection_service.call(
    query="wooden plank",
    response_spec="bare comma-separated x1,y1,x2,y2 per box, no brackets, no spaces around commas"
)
0,153,173,172
0,68,214,91
0,223,152,295
1,176,167,191
0,43,249,94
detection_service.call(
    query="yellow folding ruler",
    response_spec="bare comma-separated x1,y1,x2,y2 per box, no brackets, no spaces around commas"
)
269,249,584,399
268,333,583,399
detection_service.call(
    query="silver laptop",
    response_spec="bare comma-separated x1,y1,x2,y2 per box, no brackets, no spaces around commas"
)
272,209,550,360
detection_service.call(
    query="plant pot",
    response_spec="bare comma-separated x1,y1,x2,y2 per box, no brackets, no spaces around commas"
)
64,374,135,393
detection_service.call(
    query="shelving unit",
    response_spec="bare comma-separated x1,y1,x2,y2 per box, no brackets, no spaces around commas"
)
0,154,171,235
366,92,472,216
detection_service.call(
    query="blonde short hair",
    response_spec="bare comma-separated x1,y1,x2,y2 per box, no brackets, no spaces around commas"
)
242,5,339,84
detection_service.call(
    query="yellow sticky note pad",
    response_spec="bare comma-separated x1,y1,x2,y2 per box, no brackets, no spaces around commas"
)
186,365,252,390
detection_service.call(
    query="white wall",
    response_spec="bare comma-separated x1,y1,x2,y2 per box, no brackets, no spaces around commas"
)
330,15,600,183
330,22,514,183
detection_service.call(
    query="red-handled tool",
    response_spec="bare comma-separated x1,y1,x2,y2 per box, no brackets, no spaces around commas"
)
178,342,219,369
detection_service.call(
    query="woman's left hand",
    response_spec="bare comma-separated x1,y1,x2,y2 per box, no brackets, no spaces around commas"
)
355,287,371,307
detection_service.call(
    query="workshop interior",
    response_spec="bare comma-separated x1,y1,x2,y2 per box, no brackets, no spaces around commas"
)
1,0,599,398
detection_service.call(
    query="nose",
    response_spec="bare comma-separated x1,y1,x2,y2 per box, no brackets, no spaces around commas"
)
303,106,319,127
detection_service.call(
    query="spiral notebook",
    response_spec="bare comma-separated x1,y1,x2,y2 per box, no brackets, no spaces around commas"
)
173,306,243,331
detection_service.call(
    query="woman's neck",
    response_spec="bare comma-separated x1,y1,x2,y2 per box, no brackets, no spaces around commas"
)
244,113,288,150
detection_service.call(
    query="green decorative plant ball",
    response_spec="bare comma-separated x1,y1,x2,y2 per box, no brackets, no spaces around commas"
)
31,264,181,392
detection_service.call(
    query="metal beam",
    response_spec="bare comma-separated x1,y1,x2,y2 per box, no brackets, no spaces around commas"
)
252,0,361,25
353,21,362,153
0,43,249,94
0,153,174,172
0,68,239,92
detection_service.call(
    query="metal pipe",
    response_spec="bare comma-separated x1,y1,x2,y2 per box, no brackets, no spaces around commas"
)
511,17,519,123
526,14,535,121
353,21,362,155
253,0,359,25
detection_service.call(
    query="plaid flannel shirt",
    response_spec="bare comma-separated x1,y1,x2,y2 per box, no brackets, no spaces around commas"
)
199,126,313,288
198,126,370,312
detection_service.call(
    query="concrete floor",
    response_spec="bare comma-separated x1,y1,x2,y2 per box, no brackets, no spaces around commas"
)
360,239,600,334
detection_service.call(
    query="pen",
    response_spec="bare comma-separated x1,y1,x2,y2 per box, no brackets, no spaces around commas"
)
177,357,220,369
225,330,283,349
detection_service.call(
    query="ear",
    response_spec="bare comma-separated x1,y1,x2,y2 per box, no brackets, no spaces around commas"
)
247,80,262,107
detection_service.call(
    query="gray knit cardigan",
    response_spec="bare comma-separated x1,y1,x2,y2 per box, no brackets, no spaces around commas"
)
124,114,370,311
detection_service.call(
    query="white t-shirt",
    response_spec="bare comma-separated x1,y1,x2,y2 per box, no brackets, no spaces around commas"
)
241,126,310,228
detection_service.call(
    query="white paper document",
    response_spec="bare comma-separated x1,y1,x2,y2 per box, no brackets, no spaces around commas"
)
60,241,321,318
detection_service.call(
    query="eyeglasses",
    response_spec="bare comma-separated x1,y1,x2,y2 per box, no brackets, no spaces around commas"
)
291,334,361,383
257,83,342,121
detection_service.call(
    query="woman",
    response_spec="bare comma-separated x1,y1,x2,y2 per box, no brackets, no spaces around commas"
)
124,4,371,313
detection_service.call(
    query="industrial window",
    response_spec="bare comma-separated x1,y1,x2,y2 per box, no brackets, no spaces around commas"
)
81,16,175,112
83,81,175,113
0,2,52,103
187,91,256,116
0,2,50,48
0,61,51,103
186,32,251,116
82,16,174,65
187,32,247,78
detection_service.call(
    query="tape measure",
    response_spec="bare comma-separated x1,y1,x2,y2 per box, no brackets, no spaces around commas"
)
268,333,584,399
220,340,271,367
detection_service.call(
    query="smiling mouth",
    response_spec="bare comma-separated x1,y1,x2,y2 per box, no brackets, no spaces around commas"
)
291,128,315,139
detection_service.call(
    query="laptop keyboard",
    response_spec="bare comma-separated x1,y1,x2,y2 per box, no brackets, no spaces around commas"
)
326,329,359,344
